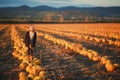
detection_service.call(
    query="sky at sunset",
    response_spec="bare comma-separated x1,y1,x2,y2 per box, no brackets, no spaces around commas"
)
0,0,120,7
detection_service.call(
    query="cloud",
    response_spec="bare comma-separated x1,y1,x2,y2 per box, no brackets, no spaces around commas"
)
31,0,120,7
51,0,73,2
0,0,120,7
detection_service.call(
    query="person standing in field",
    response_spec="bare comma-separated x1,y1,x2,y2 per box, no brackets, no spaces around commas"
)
24,25,37,61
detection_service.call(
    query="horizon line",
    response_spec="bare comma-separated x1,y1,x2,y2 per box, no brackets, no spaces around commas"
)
0,4,120,8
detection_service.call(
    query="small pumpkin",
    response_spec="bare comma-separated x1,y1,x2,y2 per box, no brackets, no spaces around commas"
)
19,62,28,70
87,52,93,60
30,65,43,76
105,60,115,72
33,58,41,65
101,56,108,64
28,74,35,79
26,63,33,73
39,71,45,80
19,72,27,80
92,56,100,61
114,63,119,68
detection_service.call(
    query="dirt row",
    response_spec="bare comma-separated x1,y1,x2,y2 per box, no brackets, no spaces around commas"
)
16,25,120,80
0,26,20,80
0,25,8,31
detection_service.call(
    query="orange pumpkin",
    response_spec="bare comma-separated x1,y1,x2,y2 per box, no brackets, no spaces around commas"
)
18,55,25,60
101,56,108,64
105,60,115,72
87,52,93,60
23,56,30,62
28,74,35,79
39,71,45,80
33,58,41,65
26,63,33,73
114,63,119,68
30,65,43,76
33,76,42,80
92,56,100,61
12,51,19,57
19,62,28,70
19,72,27,80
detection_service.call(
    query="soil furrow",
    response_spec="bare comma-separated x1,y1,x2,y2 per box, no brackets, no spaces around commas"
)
0,25,20,80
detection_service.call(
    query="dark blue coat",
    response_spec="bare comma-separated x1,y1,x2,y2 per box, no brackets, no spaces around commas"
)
24,31,37,48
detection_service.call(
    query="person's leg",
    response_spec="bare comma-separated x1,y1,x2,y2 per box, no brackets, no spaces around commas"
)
28,48,30,55
29,48,33,61
31,49,33,56
28,48,31,61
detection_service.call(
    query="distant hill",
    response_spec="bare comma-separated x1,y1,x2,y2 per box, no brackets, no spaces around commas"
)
33,5,57,11
0,5,120,23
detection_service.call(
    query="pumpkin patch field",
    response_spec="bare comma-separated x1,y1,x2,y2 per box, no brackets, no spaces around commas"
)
0,23,120,80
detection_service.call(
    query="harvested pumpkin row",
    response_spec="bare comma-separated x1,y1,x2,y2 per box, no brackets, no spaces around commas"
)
36,30,119,72
34,24,120,40
35,26,120,47
10,25,45,80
